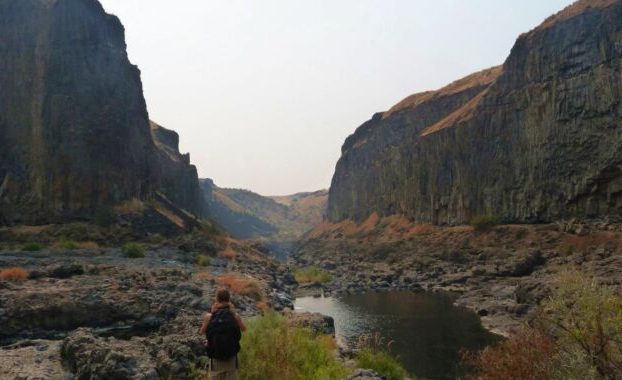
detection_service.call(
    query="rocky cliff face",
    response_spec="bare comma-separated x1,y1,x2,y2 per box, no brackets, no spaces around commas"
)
0,0,205,224
328,0,622,225
151,121,205,217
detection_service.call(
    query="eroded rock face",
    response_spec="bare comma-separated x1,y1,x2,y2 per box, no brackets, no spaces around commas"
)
328,0,622,225
0,0,205,224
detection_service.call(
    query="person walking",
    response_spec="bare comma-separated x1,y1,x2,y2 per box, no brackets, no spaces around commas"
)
199,289,247,380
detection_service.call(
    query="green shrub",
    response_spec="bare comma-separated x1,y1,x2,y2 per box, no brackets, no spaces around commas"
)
294,267,333,284
466,271,622,380
21,242,42,252
470,215,500,232
58,240,78,250
239,313,349,380
196,254,211,267
121,243,145,258
356,349,408,380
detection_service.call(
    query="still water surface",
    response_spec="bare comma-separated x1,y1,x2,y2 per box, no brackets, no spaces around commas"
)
294,291,499,380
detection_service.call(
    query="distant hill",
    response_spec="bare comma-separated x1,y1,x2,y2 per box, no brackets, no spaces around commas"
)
200,179,327,241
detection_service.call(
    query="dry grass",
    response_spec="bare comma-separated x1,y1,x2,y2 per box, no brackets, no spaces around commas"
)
216,273,263,301
0,267,28,282
154,205,185,229
385,66,502,118
409,223,435,236
218,246,237,260
560,232,621,255
114,198,146,215
256,300,270,311
195,272,213,282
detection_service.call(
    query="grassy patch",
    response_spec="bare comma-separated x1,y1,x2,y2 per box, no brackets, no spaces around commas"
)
239,313,349,380
294,267,333,284
21,242,43,252
57,240,79,250
0,267,28,282
356,350,408,380
121,243,145,258
355,334,408,380
196,254,211,267
470,215,500,232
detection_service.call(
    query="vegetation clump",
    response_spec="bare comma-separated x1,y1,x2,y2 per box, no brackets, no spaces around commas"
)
216,273,263,301
294,266,333,284
121,243,145,258
21,242,42,251
470,215,500,232
57,240,79,250
196,254,211,267
466,271,622,379
0,267,29,282
239,313,349,380
355,334,408,380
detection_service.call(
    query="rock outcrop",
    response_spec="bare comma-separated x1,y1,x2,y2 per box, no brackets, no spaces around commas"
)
0,0,205,225
328,0,622,225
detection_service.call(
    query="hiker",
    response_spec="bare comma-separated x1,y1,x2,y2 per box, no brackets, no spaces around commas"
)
199,288,247,380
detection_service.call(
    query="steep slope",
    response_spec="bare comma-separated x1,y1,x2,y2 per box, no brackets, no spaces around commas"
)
0,0,205,224
328,0,622,225
200,179,327,241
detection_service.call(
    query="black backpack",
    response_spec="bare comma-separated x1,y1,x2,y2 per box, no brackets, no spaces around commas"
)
205,308,242,360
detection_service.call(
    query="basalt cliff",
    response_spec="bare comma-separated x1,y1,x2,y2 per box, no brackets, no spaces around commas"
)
0,0,205,225
328,0,622,225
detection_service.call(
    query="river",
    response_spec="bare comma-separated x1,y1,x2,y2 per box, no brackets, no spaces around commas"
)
294,291,499,380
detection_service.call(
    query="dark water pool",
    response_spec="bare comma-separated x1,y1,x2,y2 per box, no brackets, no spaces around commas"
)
294,291,499,380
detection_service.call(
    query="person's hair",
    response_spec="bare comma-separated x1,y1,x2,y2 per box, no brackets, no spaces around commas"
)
216,288,231,303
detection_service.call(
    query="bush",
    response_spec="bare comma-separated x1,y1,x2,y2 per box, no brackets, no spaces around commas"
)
239,313,349,380
0,267,28,282
216,274,263,301
57,240,79,250
196,254,211,267
470,215,500,232
355,333,408,380
294,267,333,284
465,271,622,379
464,328,557,380
121,243,145,258
543,271,622,379
21,242,42,251
356,350,408,380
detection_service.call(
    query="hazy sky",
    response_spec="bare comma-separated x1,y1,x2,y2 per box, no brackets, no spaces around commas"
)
99,0,574,196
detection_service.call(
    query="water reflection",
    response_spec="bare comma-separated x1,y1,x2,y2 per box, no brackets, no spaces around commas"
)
295,291,499,380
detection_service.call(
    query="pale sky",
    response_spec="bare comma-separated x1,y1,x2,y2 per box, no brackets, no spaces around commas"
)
99,0,574,196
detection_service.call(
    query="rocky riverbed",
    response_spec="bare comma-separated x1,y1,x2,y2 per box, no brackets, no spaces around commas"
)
294,218,622,336
0,244,295,379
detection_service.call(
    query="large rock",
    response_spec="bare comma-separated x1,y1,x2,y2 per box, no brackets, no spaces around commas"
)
328,0,622,225
0,0,205,225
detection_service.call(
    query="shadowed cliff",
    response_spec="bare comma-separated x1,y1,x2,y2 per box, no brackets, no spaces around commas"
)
0,0,205,224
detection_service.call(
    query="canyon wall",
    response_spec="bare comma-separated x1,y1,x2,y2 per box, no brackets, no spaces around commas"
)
0,0,205,224
328,0,622,225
